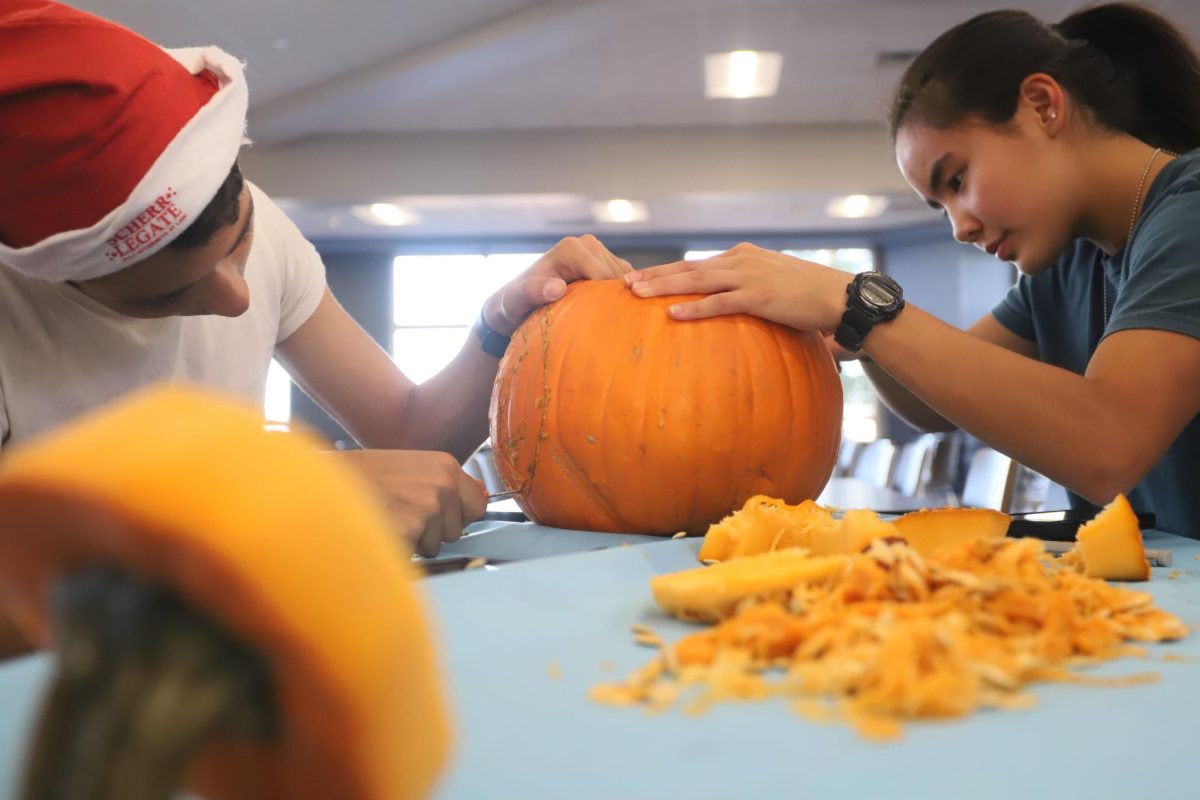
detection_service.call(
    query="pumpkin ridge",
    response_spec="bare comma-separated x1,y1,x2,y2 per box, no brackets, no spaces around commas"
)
772,326,800,468
589,285,647,530
555,431,627,530
738,317,761,502
636,295,670,530
591,287,632,517
773,327,803,493
503,303,553,497
523,304,555,491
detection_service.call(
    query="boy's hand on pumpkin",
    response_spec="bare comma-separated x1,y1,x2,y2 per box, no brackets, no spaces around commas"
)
624,243,848,332
331,449,488,558
482,235,632,336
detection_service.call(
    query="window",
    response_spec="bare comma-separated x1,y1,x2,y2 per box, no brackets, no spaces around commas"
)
263,358,292,429
839,359,878,443
392,253,541,383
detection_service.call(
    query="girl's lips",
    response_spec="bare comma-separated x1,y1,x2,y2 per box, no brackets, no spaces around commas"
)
995,236,1011,262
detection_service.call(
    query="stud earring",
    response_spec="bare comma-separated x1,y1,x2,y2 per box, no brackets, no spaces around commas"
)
1049,111,1058,120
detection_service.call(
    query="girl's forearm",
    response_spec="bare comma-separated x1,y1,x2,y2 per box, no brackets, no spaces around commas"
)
864,305,1133,502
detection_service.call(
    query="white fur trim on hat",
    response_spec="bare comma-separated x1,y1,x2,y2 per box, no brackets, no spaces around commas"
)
0,46,248,282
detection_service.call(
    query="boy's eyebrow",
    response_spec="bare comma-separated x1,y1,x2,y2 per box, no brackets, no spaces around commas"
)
224,193,255,257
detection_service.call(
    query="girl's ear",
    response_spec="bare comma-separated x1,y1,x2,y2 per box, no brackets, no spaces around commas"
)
1018,72,1067,136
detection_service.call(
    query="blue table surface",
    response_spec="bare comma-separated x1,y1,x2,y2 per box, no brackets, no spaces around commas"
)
1,527,1197,800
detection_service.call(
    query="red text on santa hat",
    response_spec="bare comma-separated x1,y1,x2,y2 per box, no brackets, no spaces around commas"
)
105,189,189,262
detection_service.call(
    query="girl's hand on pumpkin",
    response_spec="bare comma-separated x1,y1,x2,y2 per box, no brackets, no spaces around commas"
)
332,450,488,558
482,235,632,336
624,243,849,332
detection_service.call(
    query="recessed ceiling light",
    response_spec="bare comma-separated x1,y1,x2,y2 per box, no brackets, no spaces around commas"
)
591,198,648,224
705,50,782,99
826,194,889,219
354,202,420,227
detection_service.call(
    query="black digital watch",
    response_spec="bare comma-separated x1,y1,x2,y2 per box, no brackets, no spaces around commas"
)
833,271,905,353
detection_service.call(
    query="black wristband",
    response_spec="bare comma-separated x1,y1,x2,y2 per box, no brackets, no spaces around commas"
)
473,310,511,358
833,306,873,352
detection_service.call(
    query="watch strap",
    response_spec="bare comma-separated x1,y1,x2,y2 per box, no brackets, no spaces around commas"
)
834,305,873,352
473,310,511,358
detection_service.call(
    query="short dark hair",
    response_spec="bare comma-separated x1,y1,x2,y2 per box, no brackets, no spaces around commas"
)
167,162,245,250
889,3,1200,154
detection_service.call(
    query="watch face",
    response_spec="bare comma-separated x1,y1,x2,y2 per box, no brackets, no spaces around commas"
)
859,275,898,310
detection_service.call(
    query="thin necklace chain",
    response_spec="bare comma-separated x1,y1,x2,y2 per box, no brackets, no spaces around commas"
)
1102,146,1179,328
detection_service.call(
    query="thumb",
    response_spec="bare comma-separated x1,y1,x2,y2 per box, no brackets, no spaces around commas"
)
531,274,567,302
501,275,567,323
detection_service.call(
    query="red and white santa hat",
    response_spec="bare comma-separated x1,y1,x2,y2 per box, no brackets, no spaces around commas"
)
0,0,248,281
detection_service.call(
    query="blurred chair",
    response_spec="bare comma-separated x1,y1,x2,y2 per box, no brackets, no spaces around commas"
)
835,439,862,478
851,438,897,489
923,432,964,505
960,447,1018,510
889,434,937,497
1008,465,1053,513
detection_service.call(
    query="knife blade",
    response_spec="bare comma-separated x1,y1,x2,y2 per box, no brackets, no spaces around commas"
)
487,489,519,503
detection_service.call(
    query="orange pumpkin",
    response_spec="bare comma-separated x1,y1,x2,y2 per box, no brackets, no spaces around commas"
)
0,385,450,799
489,279,843,534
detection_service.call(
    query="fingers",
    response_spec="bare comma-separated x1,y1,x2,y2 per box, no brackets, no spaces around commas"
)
406,480,464,558
389,502,439,558
415,515,444,559
627,266,743,299
346,450,477,558
664,291,756,321
543,234,631,280
439,484,466,547
426,453,469,545
487,235,632,330
459,474,488,523
568,232,628,280
626,259,699,284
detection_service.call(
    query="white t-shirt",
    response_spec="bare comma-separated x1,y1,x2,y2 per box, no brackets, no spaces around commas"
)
0,183,326,452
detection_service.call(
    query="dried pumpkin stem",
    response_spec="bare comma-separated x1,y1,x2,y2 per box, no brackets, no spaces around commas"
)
20,567,279,800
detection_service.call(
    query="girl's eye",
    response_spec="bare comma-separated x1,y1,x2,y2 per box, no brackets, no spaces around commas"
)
948,172,964,192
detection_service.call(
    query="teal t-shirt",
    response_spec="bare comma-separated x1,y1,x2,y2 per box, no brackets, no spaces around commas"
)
992,149,1200,538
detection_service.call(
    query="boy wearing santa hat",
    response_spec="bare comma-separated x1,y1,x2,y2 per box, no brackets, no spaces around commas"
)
0,1,629,562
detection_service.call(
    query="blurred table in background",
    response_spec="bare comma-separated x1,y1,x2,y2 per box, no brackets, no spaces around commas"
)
817,476,938,512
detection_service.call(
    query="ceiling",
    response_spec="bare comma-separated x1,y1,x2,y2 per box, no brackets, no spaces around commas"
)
68,0,1200,242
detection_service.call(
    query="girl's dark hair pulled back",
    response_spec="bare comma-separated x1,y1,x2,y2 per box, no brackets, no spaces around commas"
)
888,3,1200,155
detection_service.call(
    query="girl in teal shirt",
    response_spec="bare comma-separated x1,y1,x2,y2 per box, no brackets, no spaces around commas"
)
629,3,1200,537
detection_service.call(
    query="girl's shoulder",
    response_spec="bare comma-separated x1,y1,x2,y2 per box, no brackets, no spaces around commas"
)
1134,151,1200,259
1146,149,1200,207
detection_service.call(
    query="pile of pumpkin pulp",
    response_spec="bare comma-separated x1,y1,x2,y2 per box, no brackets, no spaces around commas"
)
592,495,1187,740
